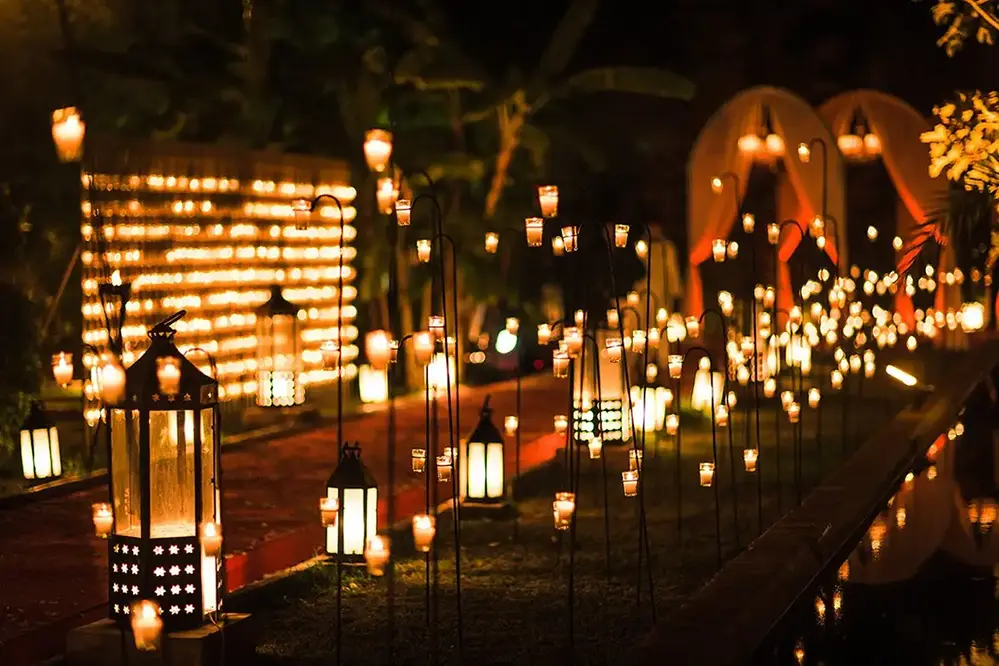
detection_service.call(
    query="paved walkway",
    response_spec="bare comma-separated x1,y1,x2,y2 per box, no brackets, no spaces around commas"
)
0,374,564,662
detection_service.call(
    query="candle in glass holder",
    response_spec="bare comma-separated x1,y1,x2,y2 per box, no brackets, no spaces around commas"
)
366,330,392,370
685,316,700,339
622,470,639,497
668,354,682,379
627,291,640,307
505,317,520,335
588,437,603,459
788,402,801,423
411,448,426,473
606,337,623,363
537,324,552,345
100,361,126,404
413,331,434,365
92,502,113,538
525,217,544,247
614,224,629,247
551,235,565,256
726,240,739,259
504,415,519,436
413,514,436,553
155,357,181,396
363,129,393,172
849,354,862,373
553,350,570,378
320,496,339,526
781,390,794,410
715,405,729,427
553,491,575,530
321,340,340,369
636,239,648,260
484,232,500,254
130,600,163,652
200,522,223,557
564,327,583,355
742,213,756,233
607,308,620,329
554,414,568,435
428,315,445,340
864,361,875,378
646,363,658,383
764,377,776,398
538,185,559,217
629,449,643,472
808,388,821,408
436,455,452,482
699,462,715,487
52,352,73,386
767,223,780,245
417,239,432,263
712,239,727,262
364,535,391,576
743,448,758,472
665,413,679,435
561,225,578,252
831,369,843,390
395,199,412,226
647,327,661,350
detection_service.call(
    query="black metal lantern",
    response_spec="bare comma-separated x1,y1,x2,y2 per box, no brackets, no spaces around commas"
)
106,311,223,630
460,397,506,504
256,285,304,408
19,402,62,480
325,443,378,563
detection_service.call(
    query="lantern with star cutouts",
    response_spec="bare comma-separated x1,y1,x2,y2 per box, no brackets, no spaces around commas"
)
105,311,223,630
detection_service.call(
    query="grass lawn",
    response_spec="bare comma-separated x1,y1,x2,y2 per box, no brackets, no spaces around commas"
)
250,376,904,665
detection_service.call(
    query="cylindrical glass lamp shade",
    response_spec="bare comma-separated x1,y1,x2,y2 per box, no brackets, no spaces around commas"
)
19,402,62,480
460,399,506,504
538,186,559,217
326,444,379,563
107,313,223,631
256,286,304,408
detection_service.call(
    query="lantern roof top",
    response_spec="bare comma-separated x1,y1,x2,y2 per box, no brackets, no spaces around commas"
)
20,401,54,431
327,443,377,489
124,310,219,407
467,396,503,443
257,285,297,317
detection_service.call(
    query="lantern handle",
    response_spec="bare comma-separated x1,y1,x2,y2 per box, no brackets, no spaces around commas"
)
150,310,187,335
481,395,492,415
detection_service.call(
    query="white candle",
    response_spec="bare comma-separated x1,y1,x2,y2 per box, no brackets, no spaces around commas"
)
699,462,715,487
364,536,391,576
320,497,339,526
743,449,758,472
92,502,113,538
200,522,223,557
538,186,559,217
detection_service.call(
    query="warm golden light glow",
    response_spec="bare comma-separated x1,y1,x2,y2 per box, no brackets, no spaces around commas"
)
622,470,639,497
538,185,559,217
52,352,73,386
742,213,755,233
92,502,113,538
553,491,575,530
484,232,499,254
395,199,412,226
796,142,810,163
525,217,544,247
52,107,85,162
699,462,715,487
614,224,629,248
743,449,758,472
364,535,390,576
363,129,393,172
961,302,985,332
885,364,918,387
130,600,163,651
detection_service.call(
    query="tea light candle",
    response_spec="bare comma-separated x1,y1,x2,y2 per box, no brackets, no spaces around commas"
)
364,535,390,576
504,415,519,436
537,323,552,345
428,315,445,339
635,239,648,260
505,316,520,335
564,327,583,355
606,309,620,330
781,390,794,410
412,514,436,553
606,338,623,363
647,327,661,349
767,223,780,245
849,354,862,373
699,462,715,487
629,449,643,472
864,361,875,378
320,497,339,526
764,378,776,398
551,235,565,255
552,491,575,530
538,185,559,217
727,391,737,408
436,455,452,483
627,291,640,307
130,600,163,651
574,309,585,327
743,448,758,472
52,352,73,386
411,448,426,473
395,199,412,226
413,331,434,365
100,361,126,404
484,232,499,254
525,217,544,247
321,340,340,369
726,240,739,259
646,363,658,383
156,357,181,396
742,213,756,233
684,316,700,339
622,470,639,497
366,330,393,370
363,129,393,172
560,225,578,252
554,414,568,435
200,522,223,557
665,413,679,435
788,401,801,423
92,502,113,538
588,437,603,459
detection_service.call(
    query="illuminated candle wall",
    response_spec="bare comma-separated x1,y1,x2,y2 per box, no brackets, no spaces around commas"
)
79,141,360,412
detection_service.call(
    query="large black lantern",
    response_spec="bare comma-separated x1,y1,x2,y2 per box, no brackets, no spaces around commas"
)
256,285,304,408
325,443,378,563
460,397,506,504
106,311,223,630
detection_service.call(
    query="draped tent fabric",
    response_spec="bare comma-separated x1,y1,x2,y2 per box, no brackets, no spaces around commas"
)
817,90,948,327
686,86,847,316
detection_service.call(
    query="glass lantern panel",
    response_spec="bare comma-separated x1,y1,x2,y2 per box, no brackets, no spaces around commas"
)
112,409,142,535
486,442,504,498
257,313,298,407
48,427,62,477
19,429,34,479
31,429,53,478
148,410,195,538
466,442,486,499
200,409,217,523
341,488,365,555
366,487,377,544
